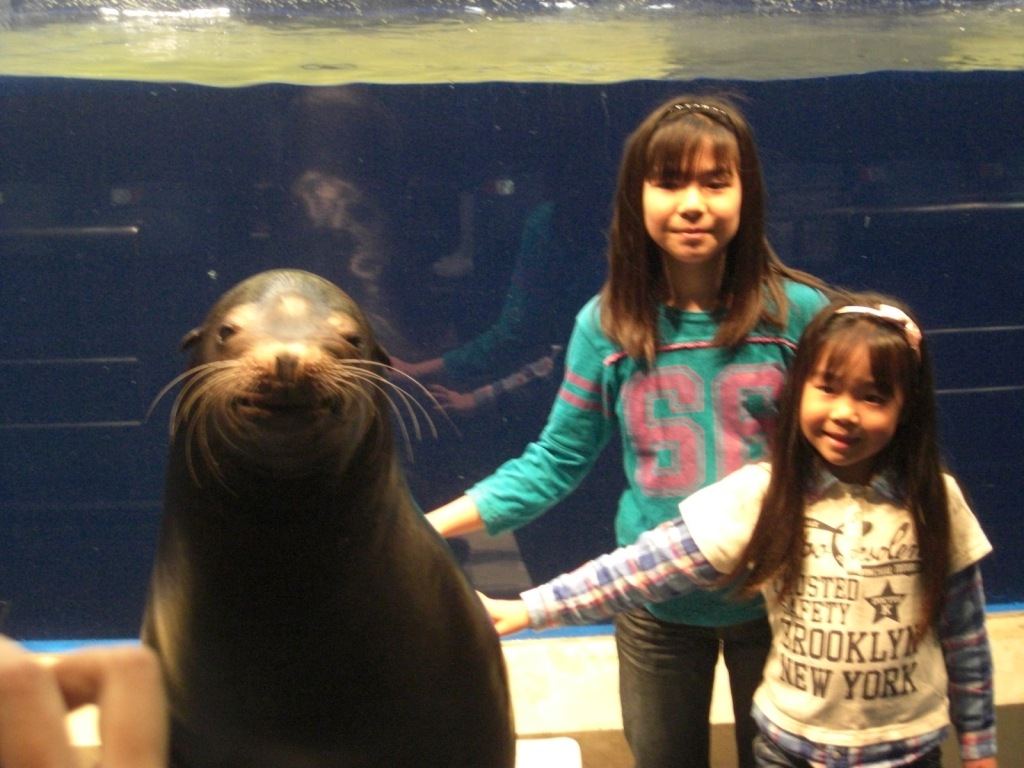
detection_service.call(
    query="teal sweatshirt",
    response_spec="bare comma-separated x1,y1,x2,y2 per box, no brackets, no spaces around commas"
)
468,280,827,626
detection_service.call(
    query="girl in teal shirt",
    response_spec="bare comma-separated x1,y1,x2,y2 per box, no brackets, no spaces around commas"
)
427,93,830,768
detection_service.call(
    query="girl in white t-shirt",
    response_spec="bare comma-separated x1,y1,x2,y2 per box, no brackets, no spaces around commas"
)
484,293,998,768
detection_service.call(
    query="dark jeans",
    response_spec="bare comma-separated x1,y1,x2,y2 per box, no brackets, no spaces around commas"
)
614,607,771,768
752,733,944,767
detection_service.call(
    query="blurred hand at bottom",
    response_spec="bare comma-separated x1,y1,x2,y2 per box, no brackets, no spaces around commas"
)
0,635,167,768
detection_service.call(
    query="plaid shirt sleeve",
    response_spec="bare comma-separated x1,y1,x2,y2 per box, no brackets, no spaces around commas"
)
522,516,724,628
940,563,998,761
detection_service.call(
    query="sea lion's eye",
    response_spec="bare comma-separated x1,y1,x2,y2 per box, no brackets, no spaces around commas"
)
343,334,363,349
217,324,238,344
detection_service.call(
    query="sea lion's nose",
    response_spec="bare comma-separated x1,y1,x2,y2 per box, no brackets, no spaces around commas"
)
275,351,301,383
250,341,314,383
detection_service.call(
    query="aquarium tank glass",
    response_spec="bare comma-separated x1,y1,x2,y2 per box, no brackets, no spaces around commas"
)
1,0,1022,639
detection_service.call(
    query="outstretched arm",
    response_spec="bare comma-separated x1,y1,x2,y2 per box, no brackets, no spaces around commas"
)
426,495,486,538
478,516,724,636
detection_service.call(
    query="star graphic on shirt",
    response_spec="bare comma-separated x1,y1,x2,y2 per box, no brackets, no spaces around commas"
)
866,580,906,623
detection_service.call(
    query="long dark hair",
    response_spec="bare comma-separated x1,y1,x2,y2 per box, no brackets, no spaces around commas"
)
600,93,827,365
729,293,951,633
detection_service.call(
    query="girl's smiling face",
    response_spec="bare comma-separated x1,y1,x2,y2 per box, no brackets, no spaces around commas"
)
643,137,742,281
799,344,905,485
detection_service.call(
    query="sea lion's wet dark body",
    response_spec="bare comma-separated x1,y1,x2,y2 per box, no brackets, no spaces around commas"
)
142,269,515,768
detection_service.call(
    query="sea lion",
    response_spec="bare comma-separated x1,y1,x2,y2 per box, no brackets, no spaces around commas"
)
141,269,515,768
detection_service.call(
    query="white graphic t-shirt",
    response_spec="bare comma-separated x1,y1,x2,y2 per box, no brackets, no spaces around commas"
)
682,463,993,749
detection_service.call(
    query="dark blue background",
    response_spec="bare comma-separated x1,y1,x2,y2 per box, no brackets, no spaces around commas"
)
1,71,1021,638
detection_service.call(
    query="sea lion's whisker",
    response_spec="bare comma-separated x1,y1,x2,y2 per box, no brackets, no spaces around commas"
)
313,367,418,460
168,362,237,437
356,369,431,440
356,361,448,438
321,373,400,452
377,362,459,439
173,366,249,489
343,366,440,458
187,397,221,485
147,366,206,424
157,361,238,433
361,378,416,460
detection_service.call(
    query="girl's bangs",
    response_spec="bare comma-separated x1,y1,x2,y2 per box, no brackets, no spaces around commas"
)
644,117,739,181
818,320,912,396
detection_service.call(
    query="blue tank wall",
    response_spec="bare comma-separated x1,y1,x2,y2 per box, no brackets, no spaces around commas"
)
0,71,1021,638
